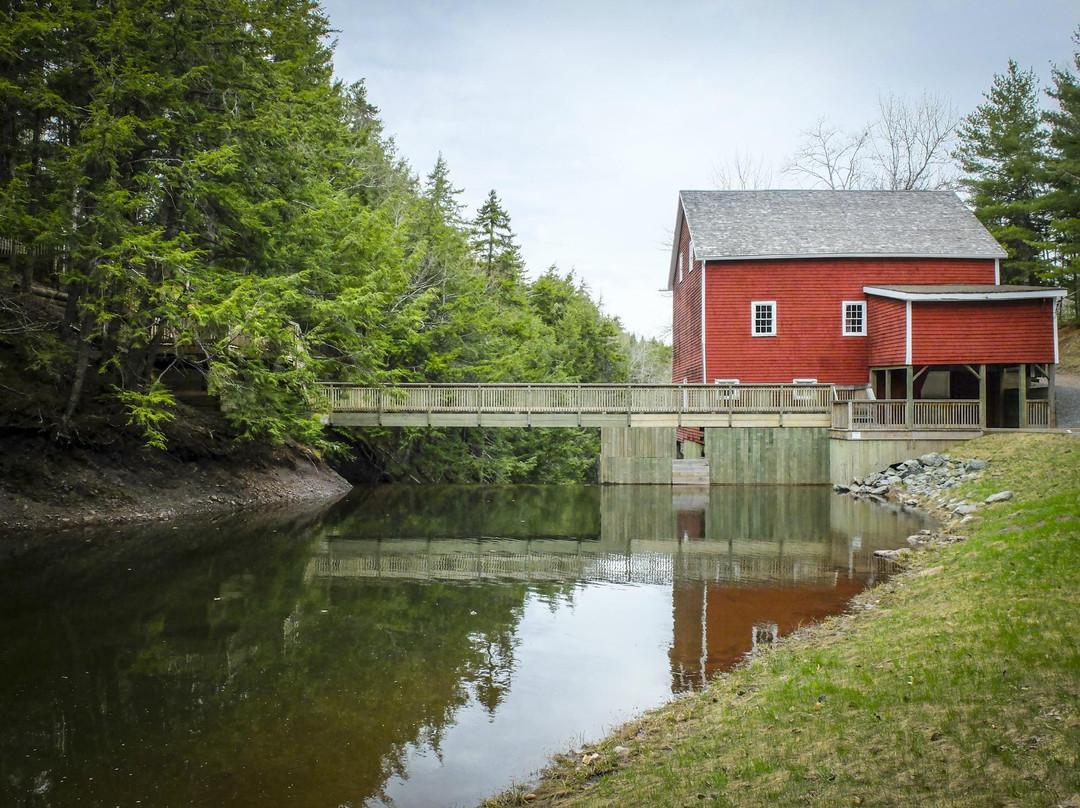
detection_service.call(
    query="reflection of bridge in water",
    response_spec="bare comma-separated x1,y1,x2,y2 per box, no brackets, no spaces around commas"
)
309,484,933,692
304,538,872,587
307,484,929,587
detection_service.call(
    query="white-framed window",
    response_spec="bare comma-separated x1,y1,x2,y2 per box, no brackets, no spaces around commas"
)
843,300,866,336
677,250,684,283
751,301,776,336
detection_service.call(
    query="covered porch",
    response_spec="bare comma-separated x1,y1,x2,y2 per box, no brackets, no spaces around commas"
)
831,362,1056,432
836,284,1068,434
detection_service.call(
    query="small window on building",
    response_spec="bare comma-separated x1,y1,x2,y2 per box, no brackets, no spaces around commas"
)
843,301,866,336
752,301,776,336
678,250,684,283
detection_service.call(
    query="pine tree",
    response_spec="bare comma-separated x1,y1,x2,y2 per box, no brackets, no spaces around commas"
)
470,189,524,282
1044,28,1080,316
954,60,1051,285
424,153,464,223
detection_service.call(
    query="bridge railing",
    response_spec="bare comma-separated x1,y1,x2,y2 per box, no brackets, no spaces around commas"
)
832,399,982,431
318,383,835,415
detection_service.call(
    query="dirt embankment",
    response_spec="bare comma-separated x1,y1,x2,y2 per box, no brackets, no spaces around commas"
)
0,408,351,533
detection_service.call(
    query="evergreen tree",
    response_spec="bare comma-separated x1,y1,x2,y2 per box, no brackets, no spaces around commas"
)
0,0,636,483
954,60,1051,285
528,268,628,383
1044,28,1080,316
424,153,464,223
470,189,524,283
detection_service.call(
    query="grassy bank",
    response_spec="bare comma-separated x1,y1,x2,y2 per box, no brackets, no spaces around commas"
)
493,433,1080,808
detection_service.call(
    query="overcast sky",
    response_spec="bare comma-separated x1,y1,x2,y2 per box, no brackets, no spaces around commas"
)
323,1,1077,340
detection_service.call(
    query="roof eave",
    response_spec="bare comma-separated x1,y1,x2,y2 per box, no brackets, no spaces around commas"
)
698,251,1008,263
863,286,1068,302
665,196,685,291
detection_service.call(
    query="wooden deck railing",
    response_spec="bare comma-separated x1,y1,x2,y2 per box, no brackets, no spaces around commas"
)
832,400,982,431
319,382,835,415
1027,400,1051,428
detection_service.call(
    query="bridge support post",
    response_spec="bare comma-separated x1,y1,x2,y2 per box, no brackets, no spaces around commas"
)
600,427,677,485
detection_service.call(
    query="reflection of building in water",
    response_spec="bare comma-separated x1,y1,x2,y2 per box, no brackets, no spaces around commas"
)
668,578,863,692
664,489,894,692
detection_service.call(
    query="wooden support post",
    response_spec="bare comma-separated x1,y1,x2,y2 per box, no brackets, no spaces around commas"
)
978,364,987,430
1018,363,1028,428
905,366,914,429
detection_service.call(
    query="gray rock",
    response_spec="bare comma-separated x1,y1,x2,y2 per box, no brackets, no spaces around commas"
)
920,452,945,467
954,504,979,515
985,491,1014,503
870,485,890,495
964,459,990,471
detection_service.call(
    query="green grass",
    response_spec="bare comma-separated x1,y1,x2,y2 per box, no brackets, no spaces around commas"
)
486,433,1080,808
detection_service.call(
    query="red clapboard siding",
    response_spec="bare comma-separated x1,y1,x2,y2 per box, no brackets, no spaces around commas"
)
867,297,907,366
671,218,702,384
703,257,996,384
671,217,705,444
911,299,1056,364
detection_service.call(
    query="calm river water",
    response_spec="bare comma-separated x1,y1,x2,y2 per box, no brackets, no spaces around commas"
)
0,485,931,808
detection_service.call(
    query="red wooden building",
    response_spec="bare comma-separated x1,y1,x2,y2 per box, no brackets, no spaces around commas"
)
668,190,1065,448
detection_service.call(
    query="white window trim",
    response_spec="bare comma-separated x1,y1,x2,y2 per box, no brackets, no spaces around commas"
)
751,300,776,337
842,300,867,336
678,250,684,284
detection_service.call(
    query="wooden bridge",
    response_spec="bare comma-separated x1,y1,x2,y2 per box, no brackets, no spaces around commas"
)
319,382,836,428
317,382,1006,432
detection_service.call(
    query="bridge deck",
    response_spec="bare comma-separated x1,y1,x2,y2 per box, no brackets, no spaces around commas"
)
320,383,835,428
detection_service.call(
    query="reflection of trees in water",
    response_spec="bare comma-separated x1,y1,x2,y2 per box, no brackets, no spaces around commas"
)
0,513,537,808
323,484,602,540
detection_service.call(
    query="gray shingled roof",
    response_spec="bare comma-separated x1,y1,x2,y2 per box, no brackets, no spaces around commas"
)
675,190,1007,272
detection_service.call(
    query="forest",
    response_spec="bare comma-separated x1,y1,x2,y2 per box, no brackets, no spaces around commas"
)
0,0,668,483
2,1,1079,483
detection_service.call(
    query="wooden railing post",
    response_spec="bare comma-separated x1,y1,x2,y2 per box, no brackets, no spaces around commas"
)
906,368,914,429
1018,364,1028,428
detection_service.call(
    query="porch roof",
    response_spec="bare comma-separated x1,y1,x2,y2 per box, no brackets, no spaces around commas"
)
864,284,1067,302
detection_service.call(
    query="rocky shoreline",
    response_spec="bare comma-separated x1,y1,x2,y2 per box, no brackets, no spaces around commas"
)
833,450,1014,561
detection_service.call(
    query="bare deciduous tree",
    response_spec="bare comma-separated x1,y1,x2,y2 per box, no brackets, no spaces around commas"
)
870,92,960,190
783,93,960,191
711,148,776,190
784,117,872,189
